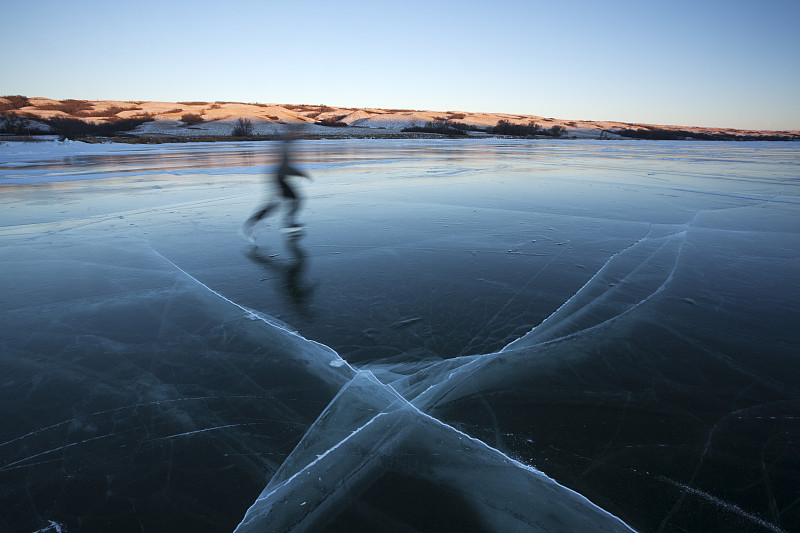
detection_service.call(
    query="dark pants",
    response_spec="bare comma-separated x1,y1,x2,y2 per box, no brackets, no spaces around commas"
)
245,194,301,228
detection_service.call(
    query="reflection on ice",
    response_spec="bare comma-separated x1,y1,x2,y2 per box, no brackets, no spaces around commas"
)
1,139,799,532
245,238,315,319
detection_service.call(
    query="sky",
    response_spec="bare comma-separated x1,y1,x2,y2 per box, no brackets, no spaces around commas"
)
1,0,798,131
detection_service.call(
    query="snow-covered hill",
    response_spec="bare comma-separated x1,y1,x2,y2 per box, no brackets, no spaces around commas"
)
2,96,797,140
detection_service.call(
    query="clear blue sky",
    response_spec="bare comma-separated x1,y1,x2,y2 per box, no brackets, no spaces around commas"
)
2,0,798,130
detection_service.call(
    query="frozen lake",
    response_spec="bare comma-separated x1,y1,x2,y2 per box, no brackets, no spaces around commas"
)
1,138,798,532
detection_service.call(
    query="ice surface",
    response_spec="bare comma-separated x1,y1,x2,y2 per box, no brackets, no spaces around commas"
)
1,139,798,532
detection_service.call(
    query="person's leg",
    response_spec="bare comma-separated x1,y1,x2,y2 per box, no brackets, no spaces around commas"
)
252,201,279,222
244,200,279,235
285,197,302,227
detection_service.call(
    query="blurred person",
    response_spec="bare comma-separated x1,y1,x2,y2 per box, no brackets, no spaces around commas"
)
244,131,311,239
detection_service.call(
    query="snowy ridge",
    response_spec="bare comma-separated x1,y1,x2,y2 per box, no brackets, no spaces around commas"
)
4,96,796,140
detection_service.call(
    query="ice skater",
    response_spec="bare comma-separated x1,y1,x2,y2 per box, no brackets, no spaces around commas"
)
244,133,311,239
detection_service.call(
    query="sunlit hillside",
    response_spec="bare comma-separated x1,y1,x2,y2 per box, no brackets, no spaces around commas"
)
2,96,798,141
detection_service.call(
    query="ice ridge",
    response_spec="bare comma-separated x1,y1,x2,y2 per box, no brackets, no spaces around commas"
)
235,369,636,532
145,242,353,372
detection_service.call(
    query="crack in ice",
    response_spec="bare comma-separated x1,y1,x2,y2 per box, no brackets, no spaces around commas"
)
144,242,353,372
657,476,788,533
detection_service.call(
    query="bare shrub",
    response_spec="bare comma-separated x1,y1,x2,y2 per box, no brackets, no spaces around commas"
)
0,95,31,111
491,120,566,138
0,113,49,135
102,105,134,116
402,121,468,136
607,127,797,141
448,121,483,132
37,99,93,115
491,120,541,136
315,115,349,127
42,116,153,139
181,113,205,125
78,105,140,118
231,118,253,137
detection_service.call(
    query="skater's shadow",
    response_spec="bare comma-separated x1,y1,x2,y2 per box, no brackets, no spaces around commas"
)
245,233,316,319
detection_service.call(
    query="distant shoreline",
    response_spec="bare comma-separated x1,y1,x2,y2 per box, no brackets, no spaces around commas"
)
3,133,799,145
2,96,798,143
